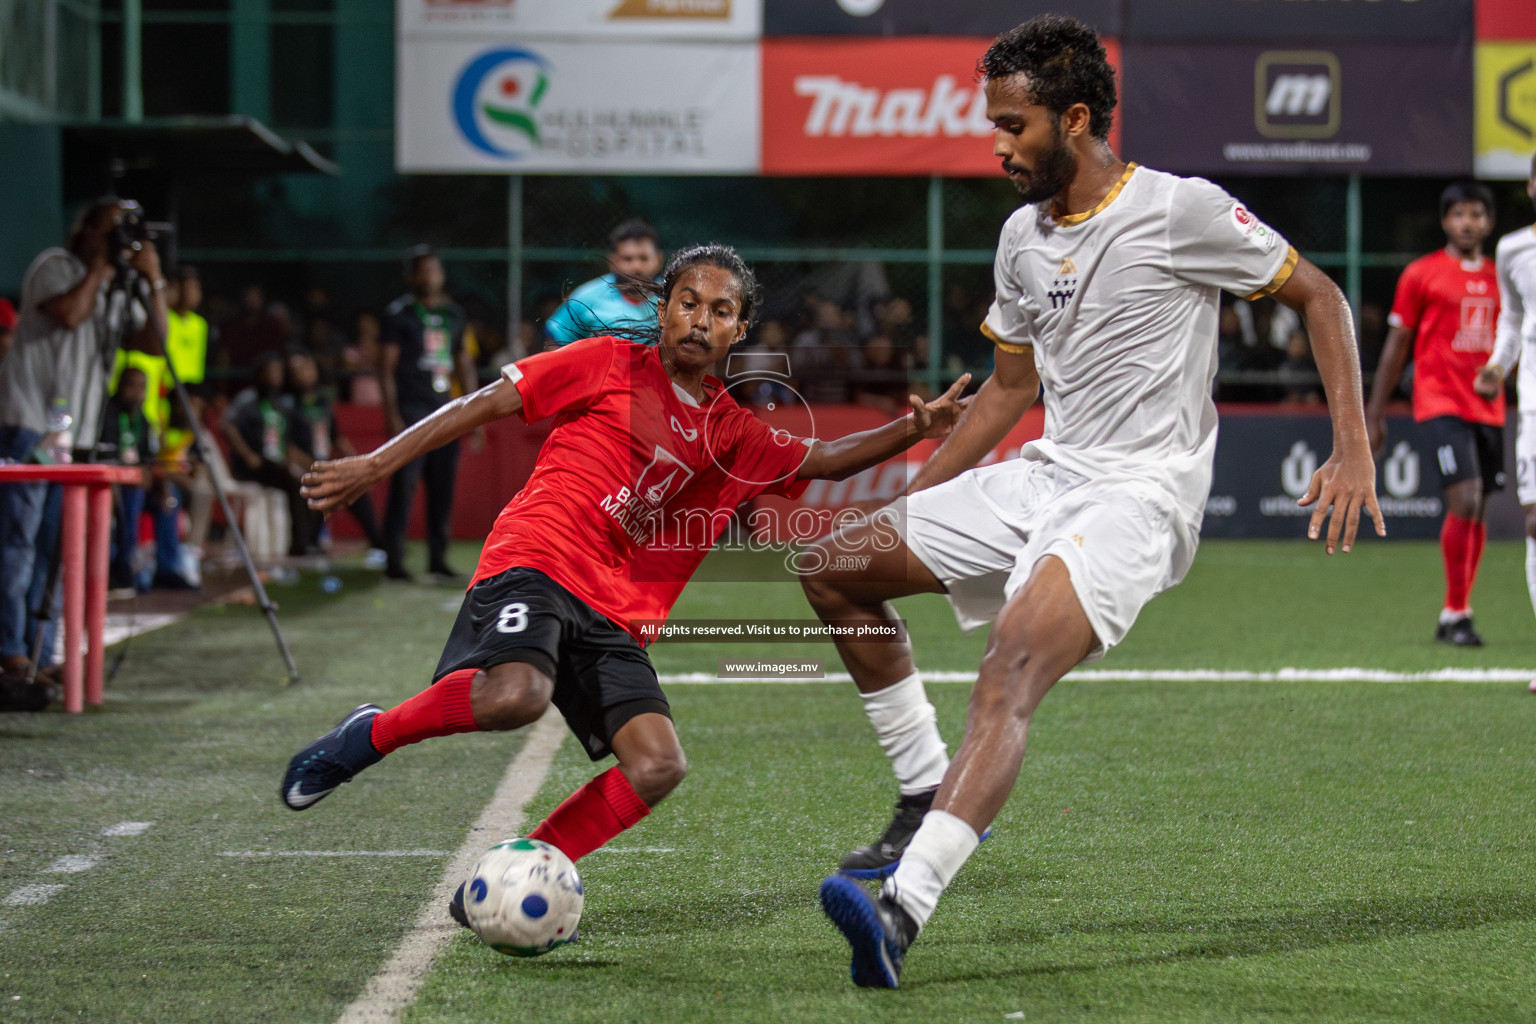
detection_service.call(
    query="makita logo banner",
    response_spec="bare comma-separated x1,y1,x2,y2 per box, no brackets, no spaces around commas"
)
762,37,1120,175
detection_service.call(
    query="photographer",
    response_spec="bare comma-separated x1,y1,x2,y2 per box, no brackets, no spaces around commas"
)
0,197,168,678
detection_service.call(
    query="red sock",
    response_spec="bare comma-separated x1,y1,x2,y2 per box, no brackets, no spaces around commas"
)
528,767,650,862
370,668,479,755
1441,513,1474,613
1466,519,1488,604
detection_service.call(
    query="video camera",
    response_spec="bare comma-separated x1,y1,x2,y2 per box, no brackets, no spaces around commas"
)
108,200,152,276
106,199,176,278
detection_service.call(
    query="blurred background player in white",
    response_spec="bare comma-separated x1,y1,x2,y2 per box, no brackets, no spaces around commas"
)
1368,182,1503,646
543,219,664,348
804,14,1384,988
1475,153,1536,686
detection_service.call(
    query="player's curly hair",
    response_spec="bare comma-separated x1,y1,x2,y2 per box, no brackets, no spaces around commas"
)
656,243,763,329
979,14,1117,141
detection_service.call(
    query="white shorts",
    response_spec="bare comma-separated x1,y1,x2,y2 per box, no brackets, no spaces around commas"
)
1518,412,1536,507
898,459,1198,662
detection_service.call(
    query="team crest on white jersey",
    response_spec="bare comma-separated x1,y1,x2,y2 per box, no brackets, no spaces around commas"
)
1048,256,1079,310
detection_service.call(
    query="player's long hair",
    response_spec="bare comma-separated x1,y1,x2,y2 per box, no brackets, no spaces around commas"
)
591,243,763,345
979,14,1117,141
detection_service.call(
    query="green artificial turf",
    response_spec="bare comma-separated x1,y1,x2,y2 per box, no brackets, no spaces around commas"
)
1,540,1534,1022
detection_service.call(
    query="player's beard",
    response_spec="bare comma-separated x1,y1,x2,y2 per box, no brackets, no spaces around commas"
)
1004,127,1077,205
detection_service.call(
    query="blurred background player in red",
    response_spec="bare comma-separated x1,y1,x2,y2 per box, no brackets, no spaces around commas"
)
1367,181,1502,646
282,245,969,930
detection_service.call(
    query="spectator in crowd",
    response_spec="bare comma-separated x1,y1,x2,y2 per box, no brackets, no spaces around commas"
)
544,219,664,347
1357,302,1388,373
286,350,387,567
380,245,480,581
482,320,542,369
793,297,858,403
218,283,287,380
0,298,16,363
874,295,919,350
222,353,313,556
730,318,797,408
100,367,156,593
0,196,168,677
165,265,211,403
800,260,891,339
152,396,209,587
342,311,384,405
1277,327,1323,406
299,286,348,383
849,334,915,416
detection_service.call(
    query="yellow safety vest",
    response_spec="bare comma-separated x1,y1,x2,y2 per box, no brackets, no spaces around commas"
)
165,309,208,385
111,349,170,432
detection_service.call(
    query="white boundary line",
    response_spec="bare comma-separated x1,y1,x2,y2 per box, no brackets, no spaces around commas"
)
658,668,1536,684
221,850,455,859
335,709,566,1024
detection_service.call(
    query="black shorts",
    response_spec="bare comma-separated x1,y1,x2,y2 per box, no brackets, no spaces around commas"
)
434,566,670,761
1424,416,1506,493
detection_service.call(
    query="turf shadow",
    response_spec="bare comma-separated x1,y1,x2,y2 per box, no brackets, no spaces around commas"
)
911,890,1536,988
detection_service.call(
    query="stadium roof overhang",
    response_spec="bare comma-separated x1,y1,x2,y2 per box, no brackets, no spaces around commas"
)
62,116,339,177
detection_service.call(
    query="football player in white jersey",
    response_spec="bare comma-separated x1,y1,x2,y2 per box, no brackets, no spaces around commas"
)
1474,152,1536,688
807,14,1384,988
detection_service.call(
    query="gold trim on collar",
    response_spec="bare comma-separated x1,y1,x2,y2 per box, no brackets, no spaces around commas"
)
1054,162,1138,227
1242,245,1300,301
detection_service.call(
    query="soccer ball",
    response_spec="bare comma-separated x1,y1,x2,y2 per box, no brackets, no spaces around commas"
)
462,838,583,957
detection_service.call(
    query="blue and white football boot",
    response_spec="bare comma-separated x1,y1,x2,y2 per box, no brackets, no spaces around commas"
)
819,874,918,988
280,704,384,810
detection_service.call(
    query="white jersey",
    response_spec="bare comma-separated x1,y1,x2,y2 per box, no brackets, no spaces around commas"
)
1489,226,1536,413
983,164,1296,524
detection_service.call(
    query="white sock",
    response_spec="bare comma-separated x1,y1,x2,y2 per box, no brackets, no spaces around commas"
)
859,672,949,795
1526,538,1536,622
883,810,979,931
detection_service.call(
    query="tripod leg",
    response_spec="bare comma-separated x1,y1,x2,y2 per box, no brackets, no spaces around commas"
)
164,370,299,683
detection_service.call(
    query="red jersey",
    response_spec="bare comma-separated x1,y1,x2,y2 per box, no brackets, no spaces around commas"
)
475,336,812,638
1388,249,1503,425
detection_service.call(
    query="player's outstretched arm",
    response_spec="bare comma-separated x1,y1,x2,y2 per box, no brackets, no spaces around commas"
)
1478,251,1527,400
796,375,971,481
903,346,1040,495
301,378,522,513
1275,258,1385,553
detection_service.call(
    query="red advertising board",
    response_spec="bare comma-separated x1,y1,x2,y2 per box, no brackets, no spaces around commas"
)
1478,0,1536,39
761,37,1122,177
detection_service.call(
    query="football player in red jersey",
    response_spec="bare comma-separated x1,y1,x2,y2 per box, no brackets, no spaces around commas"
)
1367,181,1502,646
280,244,968,898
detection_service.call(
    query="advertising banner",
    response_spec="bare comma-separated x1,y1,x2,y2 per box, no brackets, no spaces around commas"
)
1477,0,1536,40
334,403,1520,543
397,0,762,40
1201,412,1526,541
761,36,1121,176
1475,42,1536,179
1125,0,1471,41
1121,42,1472,176
763,0,1118,37
396,38,759,173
